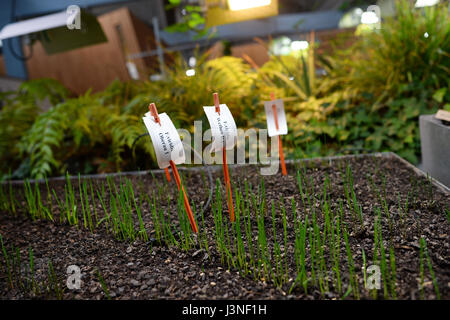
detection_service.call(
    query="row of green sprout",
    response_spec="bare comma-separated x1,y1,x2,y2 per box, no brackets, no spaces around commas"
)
0,173,166,243
0,234,63,299
0,232,114,300
0,161,444,299
0,170,211,249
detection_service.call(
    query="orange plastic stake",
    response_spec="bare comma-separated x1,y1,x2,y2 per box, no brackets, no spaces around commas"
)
170,160,198,233
149,103,171,182
270,93,287,176
278,136,287,176
270,93,279,130
148,103,197,232
149,103,160,124
213,92,221,115
164,167,171,182
222,146,235,222
213,93,235,222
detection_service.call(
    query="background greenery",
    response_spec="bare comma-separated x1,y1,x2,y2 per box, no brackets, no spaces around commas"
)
0,0,448,179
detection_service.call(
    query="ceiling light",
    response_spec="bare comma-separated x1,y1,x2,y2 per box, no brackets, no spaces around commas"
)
227,0,271,11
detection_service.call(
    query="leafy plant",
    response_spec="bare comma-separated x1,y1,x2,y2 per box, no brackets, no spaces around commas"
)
164,0,210,39
16,85,148,178
316,0,450,162
1,0,448,178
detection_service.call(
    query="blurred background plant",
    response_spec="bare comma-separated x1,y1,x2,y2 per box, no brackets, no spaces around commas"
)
0,79,69,178
319,0,450,163
0,0,448,179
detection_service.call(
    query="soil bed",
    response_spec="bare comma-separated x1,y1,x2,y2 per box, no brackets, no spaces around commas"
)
0,153,449,300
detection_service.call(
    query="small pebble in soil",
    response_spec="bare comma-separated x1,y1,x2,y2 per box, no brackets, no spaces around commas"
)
130,279,140,287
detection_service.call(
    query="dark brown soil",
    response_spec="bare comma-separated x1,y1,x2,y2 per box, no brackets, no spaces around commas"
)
0,154,449,300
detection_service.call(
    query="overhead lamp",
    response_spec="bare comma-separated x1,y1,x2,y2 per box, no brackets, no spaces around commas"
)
0,9,106,55
227,0,271,11
0,11,77,40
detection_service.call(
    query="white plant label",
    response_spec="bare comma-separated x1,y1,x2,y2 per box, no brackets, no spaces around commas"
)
142,112,185,169
264,99,288,137
203,104,237,152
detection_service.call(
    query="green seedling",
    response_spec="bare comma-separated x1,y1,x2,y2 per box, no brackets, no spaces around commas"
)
0,234,13,288
420,237,440,299
96,269,111,300
47,260,63,300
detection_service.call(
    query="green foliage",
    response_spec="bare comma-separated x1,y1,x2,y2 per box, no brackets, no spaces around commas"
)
0,1,448,178
0,79,152,179
0,103,38,177
164,1,210,39
311,0,450,162
18,78,70,105
0,79,69,179
19,88,149,179
126,53,256,128
249,0,449,163
0,54,260,179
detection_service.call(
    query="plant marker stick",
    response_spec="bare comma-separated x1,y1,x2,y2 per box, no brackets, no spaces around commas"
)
213,93,235,222
148,104,172,183
148,103,198,233
270,92,287,176
164,167,171,182
169,160,198,233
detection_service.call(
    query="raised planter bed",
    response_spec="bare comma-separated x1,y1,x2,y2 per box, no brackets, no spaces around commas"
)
420,114,450,188
0,152,448,300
